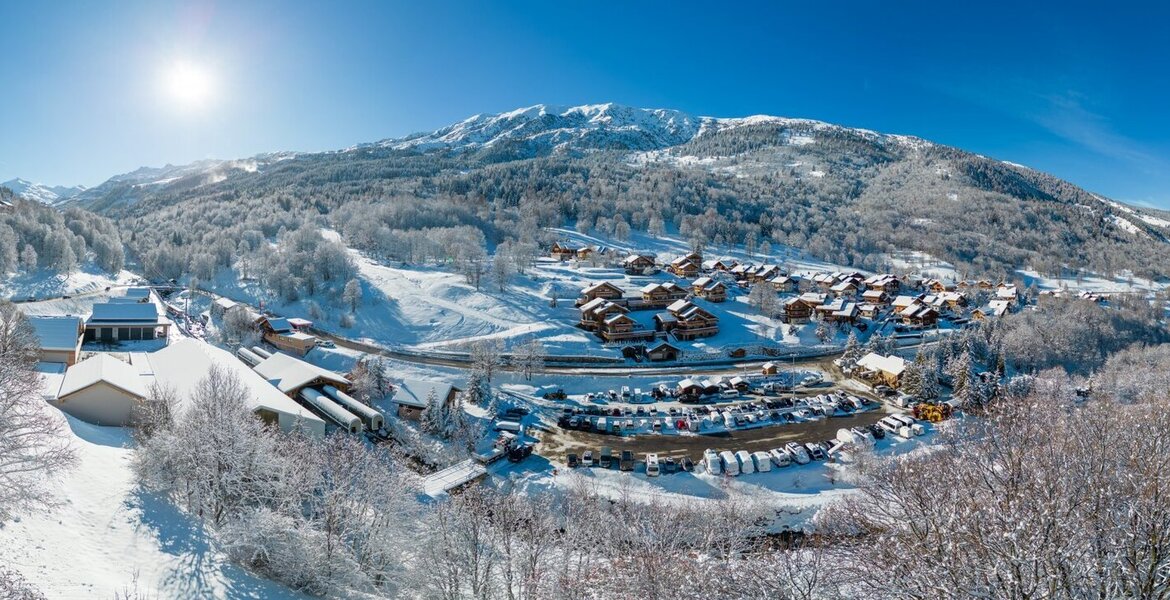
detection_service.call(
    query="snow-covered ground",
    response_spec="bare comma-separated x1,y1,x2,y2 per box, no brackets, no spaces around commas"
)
0,407,302,599
0,266,137,301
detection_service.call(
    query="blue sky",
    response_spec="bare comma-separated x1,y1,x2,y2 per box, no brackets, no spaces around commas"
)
1,0,1168,207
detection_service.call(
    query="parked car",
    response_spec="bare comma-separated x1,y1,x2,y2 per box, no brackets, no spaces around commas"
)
664,457,678,474
681,457,695,472
735,450,756,475
646,453,661,477
567,453,579,468
769,448,792,468
620,451,635,471
867,424,886,439
600,447,613,468
583,450,594,466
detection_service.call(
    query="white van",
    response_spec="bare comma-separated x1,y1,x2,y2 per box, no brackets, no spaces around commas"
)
704,449,722,475
735,450,756,475
784,442,811,464
722,411,735,429
720,389,740,399
646,453,660,477
769,448,792,468
752,451,773,473
911,423,925,436
720,450,740,476
890,414,916,428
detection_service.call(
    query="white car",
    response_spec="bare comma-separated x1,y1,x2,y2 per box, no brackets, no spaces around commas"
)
784,442,811,465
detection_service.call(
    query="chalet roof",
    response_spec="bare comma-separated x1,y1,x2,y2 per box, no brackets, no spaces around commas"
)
692,276,713,288
862,289,887,299
579,297,609,312
654,312,677,323
648,341,679,353
252,352,349,394
28,315,82,352
666,299,691,314
394,379,459,409
623,254,653,265
892,295,921,308
86,301,162,325
856,352,907,377
58,353,149,399
582,281,621,295
832,303,858,317
603,312,633,325
213,297,238,310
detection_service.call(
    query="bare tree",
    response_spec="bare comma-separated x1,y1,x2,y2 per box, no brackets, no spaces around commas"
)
0,302,75,520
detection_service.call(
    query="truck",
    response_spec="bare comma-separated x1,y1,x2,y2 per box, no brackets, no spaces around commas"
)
619,450,635,472
600,447,613,468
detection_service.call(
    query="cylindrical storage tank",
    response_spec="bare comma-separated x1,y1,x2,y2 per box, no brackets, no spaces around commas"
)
299,388,362,434
251,346,273,359
236,347,263,367
321,385,384,431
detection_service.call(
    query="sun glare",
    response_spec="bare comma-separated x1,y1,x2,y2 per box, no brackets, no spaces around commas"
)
163,60,215,111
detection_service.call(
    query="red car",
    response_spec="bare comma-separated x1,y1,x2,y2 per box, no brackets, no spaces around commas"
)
676,419,688,430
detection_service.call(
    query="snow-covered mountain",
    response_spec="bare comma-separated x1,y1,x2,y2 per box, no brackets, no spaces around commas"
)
1,178,86,205
366,102,929,157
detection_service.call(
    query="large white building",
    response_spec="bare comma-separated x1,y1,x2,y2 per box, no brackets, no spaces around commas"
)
48,339,327,436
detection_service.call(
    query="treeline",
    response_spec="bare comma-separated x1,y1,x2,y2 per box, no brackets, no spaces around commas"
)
0,189,124,274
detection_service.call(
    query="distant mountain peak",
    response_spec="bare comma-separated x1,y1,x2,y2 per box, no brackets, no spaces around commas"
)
1,178,86,205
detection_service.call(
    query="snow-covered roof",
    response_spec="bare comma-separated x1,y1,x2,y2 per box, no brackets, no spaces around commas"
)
145,339,325,427
666,299,691,313
213,297,238,310
252,352,349,394
856,353,907,377
264,317,293,333
579,297,608,312
28,315,82,352
394,379,458,409
58,353,149,400
123,287,151,301
87,302,161,325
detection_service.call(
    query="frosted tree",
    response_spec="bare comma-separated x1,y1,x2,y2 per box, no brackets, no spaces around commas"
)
840,331,863,369
946,350,975,407
134,365,281,527
469,339,503,386
492,253,513,292
0,302,75,520
815,320,831,344
515,337,545,381
19,244,36,271
648,214,665,237
342,278,362,313
421,389,444,435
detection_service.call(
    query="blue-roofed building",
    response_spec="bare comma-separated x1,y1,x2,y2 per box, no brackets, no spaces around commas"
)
27,315,84,365
84,301,170,343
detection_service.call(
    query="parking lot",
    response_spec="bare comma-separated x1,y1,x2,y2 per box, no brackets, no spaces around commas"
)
539,406,893,464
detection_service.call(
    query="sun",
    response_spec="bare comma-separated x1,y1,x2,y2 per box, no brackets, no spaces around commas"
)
162,60,215,111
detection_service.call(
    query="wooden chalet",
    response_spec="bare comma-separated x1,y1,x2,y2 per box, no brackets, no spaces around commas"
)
691,277,727,302
623,254,656,275
666,300,719,340
578,298,628,331
769,275,797,292
549,242,579,261
646,341,681,362
861,289,890,305
578,281,625,305
667,253,702,277
898,302,939,327
701,258,737,272
782,297,812,323
597,313,655,343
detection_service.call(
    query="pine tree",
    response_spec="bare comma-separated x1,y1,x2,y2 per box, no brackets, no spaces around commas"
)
422,389,443,435
841,331,863,368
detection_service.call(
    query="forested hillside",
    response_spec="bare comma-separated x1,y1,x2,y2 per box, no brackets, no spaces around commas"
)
55,104,1170,290
0,187,124,275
